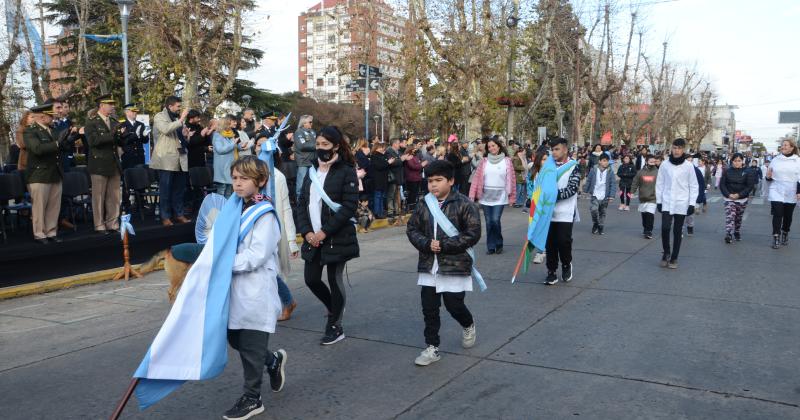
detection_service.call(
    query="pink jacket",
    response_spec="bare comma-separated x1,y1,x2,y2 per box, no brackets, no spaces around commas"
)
469,156,516,203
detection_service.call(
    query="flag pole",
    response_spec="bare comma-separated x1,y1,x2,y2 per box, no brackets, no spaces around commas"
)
109,378,139,420
510,242,528,284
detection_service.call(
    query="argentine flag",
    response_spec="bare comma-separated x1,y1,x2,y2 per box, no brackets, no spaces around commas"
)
133,194,275,409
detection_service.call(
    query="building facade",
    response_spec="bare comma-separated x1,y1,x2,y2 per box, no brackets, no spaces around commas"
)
298,0,405,103
699,105,737,152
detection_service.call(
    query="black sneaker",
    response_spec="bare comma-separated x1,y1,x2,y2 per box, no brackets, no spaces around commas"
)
561,263,573,283
687,226,694,236
223,395,264,420
598,226,604,235
773,235,781,249
544,272,558,285
495,246,503,254
724,234,732,244
486,249,495,255
781,231,789,246
734,232,741,241
644,231,653,239
591,224,599,235
321,324,345,345
266,349,287,393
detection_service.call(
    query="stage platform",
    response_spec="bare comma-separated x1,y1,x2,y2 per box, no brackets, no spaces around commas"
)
1,218,195,287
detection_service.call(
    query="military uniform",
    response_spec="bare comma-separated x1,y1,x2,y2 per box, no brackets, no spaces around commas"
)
23,104,63,241
120,116,148,169
85,95,124,232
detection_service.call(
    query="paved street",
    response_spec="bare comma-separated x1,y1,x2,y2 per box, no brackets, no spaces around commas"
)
1,192,799,419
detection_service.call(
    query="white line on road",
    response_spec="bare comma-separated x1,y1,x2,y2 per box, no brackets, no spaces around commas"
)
707,196,721,203
0,303,46,314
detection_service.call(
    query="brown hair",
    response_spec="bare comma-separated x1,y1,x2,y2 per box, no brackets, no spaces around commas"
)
782,138,799,156
230,155,269,189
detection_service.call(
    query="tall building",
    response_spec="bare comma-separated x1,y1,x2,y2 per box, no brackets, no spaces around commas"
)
298,0,406,103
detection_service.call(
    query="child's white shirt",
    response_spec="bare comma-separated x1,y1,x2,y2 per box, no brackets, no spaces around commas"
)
229,212,282,333
417,217,472,293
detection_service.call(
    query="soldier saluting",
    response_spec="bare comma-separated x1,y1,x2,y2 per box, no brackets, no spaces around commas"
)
85,94,125,234
23,102,64,244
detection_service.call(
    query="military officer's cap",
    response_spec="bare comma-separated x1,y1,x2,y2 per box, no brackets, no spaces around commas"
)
30,103,56,116
262,111,279,121
96,94,116,106
123,103,139,112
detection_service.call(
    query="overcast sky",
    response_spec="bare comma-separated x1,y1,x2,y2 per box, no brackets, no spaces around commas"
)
236,0,800,149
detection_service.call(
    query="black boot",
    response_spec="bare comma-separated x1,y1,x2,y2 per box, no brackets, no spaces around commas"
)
781,231,789,246
772,234,781,249
724,233,732,244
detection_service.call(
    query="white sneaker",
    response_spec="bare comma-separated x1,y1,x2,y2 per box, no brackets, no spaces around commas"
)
533,252,545,264
462,324,476,349
415,345,441,366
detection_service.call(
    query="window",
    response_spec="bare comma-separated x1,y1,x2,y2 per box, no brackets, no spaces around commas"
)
300,66,306,72
328,35,336,44
316,78,324,87
301,79,306,85
314,23,323,32
328,92,337,100
328,77,336,85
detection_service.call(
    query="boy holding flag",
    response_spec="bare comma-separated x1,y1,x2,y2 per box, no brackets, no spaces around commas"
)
407,160,483,366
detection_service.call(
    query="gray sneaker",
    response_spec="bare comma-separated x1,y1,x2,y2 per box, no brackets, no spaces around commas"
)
415,345,441,366
462,324,476,349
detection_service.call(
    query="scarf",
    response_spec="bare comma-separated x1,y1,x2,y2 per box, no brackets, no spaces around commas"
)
318,153,339,173
592,151,603,157
669,154,687,165
488,152,506,164
220,130,235,138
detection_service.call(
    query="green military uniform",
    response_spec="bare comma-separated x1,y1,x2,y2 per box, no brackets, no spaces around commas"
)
85,94,124,232
23,104,63,242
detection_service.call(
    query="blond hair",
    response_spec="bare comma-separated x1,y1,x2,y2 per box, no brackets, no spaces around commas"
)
782,138,799,156
230,155,269,189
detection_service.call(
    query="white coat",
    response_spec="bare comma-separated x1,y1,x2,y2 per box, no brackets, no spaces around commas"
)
552,162,580,223
228,211,282,333
273,169,300,275
656,158,699,215
767,154,800,204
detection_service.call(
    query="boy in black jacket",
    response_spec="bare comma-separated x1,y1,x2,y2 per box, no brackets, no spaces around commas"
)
406,160,481,366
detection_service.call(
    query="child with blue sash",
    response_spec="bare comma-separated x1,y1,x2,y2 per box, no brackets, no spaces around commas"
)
406,160,482,366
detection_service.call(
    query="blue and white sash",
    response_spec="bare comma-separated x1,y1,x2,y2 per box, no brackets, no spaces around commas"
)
423,193,487,291
309,166,357,224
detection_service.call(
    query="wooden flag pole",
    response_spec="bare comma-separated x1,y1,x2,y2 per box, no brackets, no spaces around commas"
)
109,378,139,420
114,230,142,281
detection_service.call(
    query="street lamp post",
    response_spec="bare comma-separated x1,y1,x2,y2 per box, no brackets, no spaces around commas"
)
505,0,519,141
373,115,380,140
116,0,134,105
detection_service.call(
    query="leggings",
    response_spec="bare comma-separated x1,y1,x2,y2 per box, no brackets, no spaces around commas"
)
619,185,631,205
771,201,797,235
304,253,347,325
661,212,686,260
724,201,747,235
641,212,655,233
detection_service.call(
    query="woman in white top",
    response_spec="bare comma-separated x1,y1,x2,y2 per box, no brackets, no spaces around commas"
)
655,138,699,269
468,137,516,254
765,139,800,248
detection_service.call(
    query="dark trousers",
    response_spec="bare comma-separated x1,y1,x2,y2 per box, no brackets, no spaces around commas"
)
545,222,573,272
304,253,347,324
421,286,473,347
771,201,796,235
661,212,686,260
482,204,505,251
227,329,275,398
406,181,421,210
157,170,187,220
641,212,655,233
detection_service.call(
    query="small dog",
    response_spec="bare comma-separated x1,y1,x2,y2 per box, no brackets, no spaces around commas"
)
138,245,197,303
357,200,374,233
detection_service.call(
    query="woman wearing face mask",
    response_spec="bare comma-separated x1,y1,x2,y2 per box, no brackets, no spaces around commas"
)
631,155,659,239
765,139,800,249
296,126,360,345
720,153,755,244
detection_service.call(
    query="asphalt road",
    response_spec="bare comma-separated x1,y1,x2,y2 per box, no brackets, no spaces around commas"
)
1,191,799,419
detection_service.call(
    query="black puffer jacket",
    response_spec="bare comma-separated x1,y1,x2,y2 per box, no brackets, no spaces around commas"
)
297,159,360,264
406,191,481,276
720,166,755,199
616,163,636,188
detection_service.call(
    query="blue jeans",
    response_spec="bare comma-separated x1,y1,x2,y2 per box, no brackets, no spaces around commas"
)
296,166,309,199
158,170,187,220
277,275,293,306
482,204,504,251
515,183,526,206
373,190,386,218
214,182,232,198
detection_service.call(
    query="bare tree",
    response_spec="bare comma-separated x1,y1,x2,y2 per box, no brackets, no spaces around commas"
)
1,0,25,163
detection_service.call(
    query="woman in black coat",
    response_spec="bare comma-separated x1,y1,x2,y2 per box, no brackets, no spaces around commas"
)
296,126,360,345
616,154,637,211
368,142,391,219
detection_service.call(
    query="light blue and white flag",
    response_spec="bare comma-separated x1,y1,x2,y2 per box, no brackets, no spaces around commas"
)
133,195,275,410
257,112,291,201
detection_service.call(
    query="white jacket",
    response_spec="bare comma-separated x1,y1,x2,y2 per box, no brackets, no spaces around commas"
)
767,154,800,204
273,169,300,275
552,162,579,223
228,212,282,332
656,158,699,215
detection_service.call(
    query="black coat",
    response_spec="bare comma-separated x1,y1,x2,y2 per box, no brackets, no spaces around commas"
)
297,159,360,264
386,147,404,185
369,152,390,191
120,119,148,169
406,190,481,276
186,123,211,168
720,166,755,199
616,163,636,188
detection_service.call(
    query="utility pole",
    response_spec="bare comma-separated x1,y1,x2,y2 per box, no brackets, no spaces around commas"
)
572,28,583,147
505,0,519,141
365,69,370,141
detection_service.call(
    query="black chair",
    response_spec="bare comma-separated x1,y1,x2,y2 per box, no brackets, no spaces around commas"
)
189,166,214,194
0,173,32,242
61,172,91,231
124,167,159,221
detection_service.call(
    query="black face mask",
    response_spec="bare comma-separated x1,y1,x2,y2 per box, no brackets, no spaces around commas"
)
317,148,336,162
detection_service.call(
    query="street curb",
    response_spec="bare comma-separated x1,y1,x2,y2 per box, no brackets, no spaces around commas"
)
0,214,411,301
0,261,165,301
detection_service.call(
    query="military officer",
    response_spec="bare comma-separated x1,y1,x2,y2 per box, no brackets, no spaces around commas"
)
85,94,124,233
119,103,148,169
23,103,64,244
